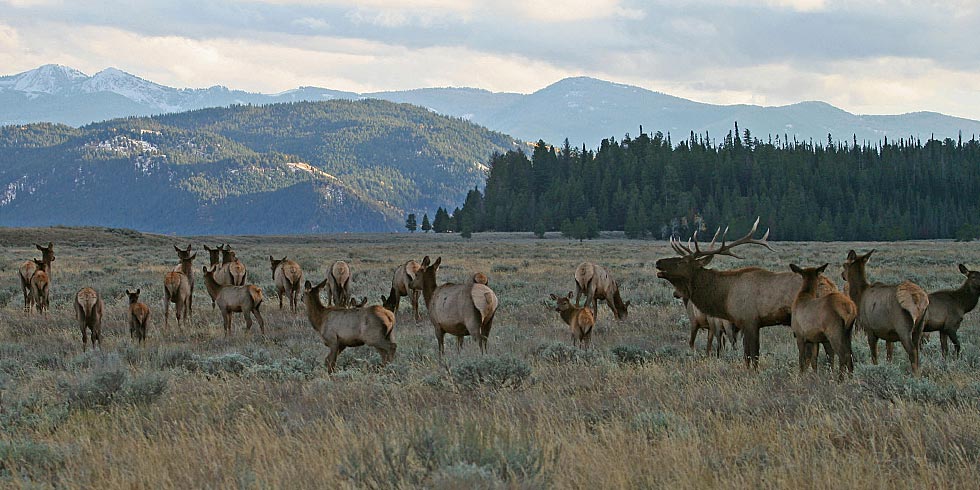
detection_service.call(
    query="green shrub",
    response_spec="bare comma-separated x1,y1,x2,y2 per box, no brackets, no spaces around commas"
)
533,341,597,364
123,373,169,405
429,462,503,490
611,344,655,365
452,356,531,389
189,353,254,376
156,346,195,370
0,440,66,479
63,369,127,410
631,410,688,440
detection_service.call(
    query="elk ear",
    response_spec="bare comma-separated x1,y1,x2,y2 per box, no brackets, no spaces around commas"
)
316,278,329,290
189,253,197,260
863,249,875,260
202,266,208,273
789,263,802,274
567,291,573,298
136,288,140,295
304,280,313,291
126,289,131,295
35,243,43,251
847,250,857,261
959,264,969,275
281,256,287,262
549,293,558,300
816,263,829,274
625,300,631,308
421,256,431,267
432,257,441,269
269,255,274,262
174,244,182,253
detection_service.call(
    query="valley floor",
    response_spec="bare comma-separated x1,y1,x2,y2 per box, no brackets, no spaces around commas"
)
2,229,979,488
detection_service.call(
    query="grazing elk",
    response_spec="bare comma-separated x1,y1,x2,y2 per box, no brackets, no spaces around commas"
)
271,256,304,312
381,259,424,323
172,244,195,318
327,260,352,307
655,218,839,369
673,289,738,356
790,264,857,377
164,253,195,327
303,278,396,373
29,258,51,315
575,262,630,321
75,287,104,351
19,242,54,313
202,265,265,335
127,289,151,344
410,256,498,355
843,249,929,374
550,292,595,348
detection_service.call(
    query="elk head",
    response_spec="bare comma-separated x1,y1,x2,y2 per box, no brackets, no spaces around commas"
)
220,246,235,265
841,249,874,283
270,256,286,274
174,243,192,259
790,263,829,293
958,264,980,293
410,256,441,291
550,291,575,312
32,258,48,273
302,278,329,305
348,297,368,308
655,217,773,298
126,289,142,304
204,245,222,266
35,242,55,263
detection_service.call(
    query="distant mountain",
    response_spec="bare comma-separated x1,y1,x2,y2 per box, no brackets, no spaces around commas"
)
4,64,980,148
0,99,519,234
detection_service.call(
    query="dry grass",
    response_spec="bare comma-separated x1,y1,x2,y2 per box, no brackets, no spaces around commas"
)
2,229,980,488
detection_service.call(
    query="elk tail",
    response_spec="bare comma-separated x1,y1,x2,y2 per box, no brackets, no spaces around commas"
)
897,281,929,345
249,286,263,307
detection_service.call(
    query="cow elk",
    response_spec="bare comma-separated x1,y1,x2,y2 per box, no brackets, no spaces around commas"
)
673,289,737,356
381,260,424,323
75,287,104,351
271,256,304,312
28,258,51,315
173,244,195,317
303,278,396,373
410,256,498,355
655,218,839,369
575,262,630,321
550,292,595,348
923,264,980,357
203,265,265,335
164,253,195,327
843,249,929,374
127,289,151,344
327,260,352,307
19,242,54,313
790,264,857,378
219,247,248,285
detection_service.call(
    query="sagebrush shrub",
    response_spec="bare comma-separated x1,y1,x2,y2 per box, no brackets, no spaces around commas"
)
452,356,531,389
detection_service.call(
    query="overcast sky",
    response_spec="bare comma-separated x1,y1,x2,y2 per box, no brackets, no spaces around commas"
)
2,0,979,120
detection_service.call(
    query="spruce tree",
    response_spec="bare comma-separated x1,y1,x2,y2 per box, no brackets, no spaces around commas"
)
405,213,417,233
421,213,431,233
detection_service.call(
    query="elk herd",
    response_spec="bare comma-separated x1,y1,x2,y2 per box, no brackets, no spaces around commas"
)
11,223,980,378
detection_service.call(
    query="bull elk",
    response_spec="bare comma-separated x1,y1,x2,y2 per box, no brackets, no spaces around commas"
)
127,289,151,344
790,263,857,377
202,265,265,335
549,292,595,348
303,278,396,373
164,253,195,328
381,260,424,323
271,256,304,312
574,262,630,321
843,250,929,374
75,287,104,351
327,260,352,307
19,242,54,313
410,256,498,355
173,244,195,317
655,218,838,369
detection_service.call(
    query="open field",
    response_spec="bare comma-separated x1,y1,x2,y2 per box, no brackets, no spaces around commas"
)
2,228,980,488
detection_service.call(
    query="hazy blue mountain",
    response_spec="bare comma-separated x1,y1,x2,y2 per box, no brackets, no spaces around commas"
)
4,64,980,148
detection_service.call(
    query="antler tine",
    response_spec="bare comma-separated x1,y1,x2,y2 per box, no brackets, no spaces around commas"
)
671,236,694,256
697,217,775,259
707,227,722,250
691,230,701,254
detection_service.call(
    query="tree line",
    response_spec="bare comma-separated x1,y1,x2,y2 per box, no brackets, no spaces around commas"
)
424,126,980,241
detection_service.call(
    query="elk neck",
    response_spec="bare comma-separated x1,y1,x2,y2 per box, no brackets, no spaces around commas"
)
952,280,980,313
844,263,870,304
686,267,738,318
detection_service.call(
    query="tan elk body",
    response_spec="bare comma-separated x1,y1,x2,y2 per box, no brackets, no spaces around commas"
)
574,262,630,320
29,259,51,315
790,264,857,376
921,264,980,357
19,242,54,313
75,287,104,351
271,256,304,312
203,265,265,335
303,278,396,373
843,249,929,373
172,244,196,317
411,256,498,354
381,260,424,323
327,260,352,307
655,218,839,368
127,289,151,344
220,248,248,286
164,253,195,327
550,292,595,347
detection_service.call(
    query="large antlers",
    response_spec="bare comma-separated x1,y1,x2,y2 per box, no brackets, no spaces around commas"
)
670,217,774,259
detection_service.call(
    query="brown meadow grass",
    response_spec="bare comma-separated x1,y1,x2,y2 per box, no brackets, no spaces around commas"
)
1,228,980,488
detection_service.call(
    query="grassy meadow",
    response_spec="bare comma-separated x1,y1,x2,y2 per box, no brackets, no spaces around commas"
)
2,227,980,488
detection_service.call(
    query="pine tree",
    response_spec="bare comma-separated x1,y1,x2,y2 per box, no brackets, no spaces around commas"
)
421,213,431,233
405,213,417,233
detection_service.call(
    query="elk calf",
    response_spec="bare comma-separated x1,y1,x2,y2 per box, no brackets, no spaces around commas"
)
126,289,151,343
203,265,265,335
327,260,352,307
790,264,857,377
887,264,980,359
575,262,630,321
29,258,51,315
271,256,304,312
674,290,737,356
164,253,195,327
20,242,54,313
304,278,396,373
381,260,424,323
75,287,104,351
550,292,595,348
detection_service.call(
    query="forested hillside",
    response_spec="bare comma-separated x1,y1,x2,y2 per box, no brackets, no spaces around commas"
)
450,129,980,241
0,100,519,233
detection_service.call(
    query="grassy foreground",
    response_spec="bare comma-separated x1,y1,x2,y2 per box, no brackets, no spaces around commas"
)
2,228,980,489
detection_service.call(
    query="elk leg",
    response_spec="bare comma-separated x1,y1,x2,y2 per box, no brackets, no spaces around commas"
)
896,329,918,375
948,329,962,358
244,309,253,332
254,308,265,334
456,335,464,354
716,329,724,357
939,332,949,359
885,341,894,362
706,326,715,357
868,335,879,365
326,345,343,374
164,295,170,328
223,310,232,336
688,324,698,351
435,328,446,355
742,325,759,369
412,290,422,324
277,287,284,310
821,340,835,367
796,335,808,372
826,329,850,379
